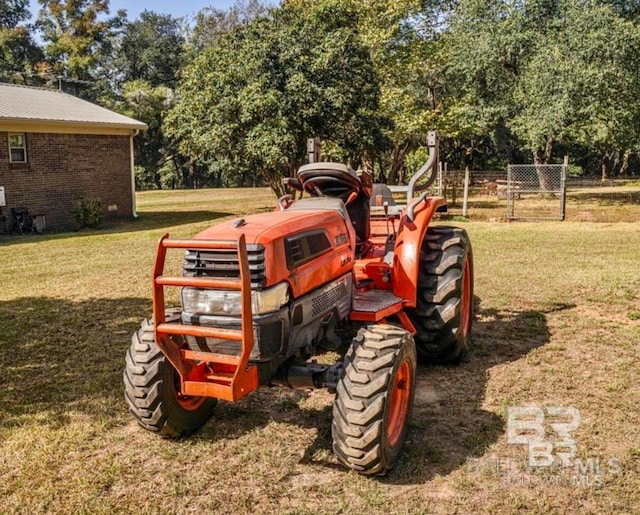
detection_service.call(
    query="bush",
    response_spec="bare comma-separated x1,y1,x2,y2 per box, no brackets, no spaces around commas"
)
72,197,105,229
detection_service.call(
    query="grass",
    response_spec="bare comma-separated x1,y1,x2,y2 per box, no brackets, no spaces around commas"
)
448,180,640,222
1,185,639,513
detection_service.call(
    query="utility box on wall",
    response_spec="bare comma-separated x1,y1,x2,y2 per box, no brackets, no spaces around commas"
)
0,187,5,207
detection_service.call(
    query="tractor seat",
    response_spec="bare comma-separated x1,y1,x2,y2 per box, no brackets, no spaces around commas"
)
297,162,361,202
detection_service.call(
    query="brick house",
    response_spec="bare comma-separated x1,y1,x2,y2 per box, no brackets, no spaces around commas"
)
0,83,147,232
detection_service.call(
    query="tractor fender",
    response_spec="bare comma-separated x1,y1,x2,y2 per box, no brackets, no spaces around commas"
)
392,196,447,307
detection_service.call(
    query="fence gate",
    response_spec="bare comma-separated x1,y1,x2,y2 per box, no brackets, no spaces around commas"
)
506,164,567,221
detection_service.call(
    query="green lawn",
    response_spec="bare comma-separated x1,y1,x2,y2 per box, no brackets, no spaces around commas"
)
1,187,639,513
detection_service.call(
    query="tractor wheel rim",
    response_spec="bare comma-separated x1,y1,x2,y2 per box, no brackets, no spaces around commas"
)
461,256,472,338
174,373,207,411
388,359,412,447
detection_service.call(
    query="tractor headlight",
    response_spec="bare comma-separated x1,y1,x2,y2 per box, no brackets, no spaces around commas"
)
181,282,289,316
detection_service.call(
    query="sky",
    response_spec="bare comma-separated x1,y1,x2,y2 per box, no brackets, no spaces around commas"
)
28,1,275,22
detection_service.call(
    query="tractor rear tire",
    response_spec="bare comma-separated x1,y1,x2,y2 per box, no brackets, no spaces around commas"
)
408,225,474,363
124,308,217,438
332,324,417,475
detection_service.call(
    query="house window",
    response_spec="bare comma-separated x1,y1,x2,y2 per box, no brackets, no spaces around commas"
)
9,133,27,163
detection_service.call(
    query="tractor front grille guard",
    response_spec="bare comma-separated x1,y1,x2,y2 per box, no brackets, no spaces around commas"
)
183,244,267,288
152,233,259,402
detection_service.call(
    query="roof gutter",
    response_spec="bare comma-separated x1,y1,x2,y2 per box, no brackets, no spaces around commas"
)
0,115,147,128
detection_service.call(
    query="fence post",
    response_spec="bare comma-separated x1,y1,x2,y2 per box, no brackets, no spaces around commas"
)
462,167,470,217
506,164,513,221
561,155,569,221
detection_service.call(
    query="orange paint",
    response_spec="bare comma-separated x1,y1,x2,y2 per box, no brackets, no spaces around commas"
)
152,234,259,402
392,196,446,307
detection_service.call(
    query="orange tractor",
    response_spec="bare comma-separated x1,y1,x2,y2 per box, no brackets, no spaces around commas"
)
124,131,473,475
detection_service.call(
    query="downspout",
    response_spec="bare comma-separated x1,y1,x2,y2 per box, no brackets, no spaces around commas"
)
130,130,139,218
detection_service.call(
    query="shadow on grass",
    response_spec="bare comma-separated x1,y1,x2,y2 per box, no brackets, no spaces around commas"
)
381,300,576,485
0,294,574,484
284,299,576,481
211,299,575,481
0,210,231,246
112,210,233,232
466,200,504,210
0,296,151,428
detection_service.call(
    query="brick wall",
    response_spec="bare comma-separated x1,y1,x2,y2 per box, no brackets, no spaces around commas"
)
0,131,133,231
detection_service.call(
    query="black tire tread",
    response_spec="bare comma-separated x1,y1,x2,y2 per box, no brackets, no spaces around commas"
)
408,225,473,363
332,324,416,475
123,309,216,438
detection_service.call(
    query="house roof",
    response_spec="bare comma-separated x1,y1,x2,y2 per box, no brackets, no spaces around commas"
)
0,83,147,131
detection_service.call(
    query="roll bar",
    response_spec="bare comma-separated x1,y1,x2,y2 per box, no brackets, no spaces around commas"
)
407,131,439,202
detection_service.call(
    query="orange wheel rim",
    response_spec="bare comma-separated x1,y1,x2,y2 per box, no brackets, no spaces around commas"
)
387,359,412,447
461,256,472,337
176,391,207,411
174,372,207,411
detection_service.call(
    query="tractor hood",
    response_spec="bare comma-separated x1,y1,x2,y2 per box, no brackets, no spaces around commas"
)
191,205,355,297
193,209,344,245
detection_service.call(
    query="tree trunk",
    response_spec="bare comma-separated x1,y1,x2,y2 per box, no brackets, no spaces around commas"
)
532,136,555,191
533,136,554,165
361,154,375,180
376,156,386,183
619,151,631,177
388,141,411,185
600,150,617,181
263,169,286,198
171,158,181,190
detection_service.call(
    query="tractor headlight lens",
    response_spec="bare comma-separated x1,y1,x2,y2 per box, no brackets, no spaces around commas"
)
182,282,289,316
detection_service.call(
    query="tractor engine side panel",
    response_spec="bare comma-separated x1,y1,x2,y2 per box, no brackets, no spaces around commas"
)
287,273,352,356
269,212,354,299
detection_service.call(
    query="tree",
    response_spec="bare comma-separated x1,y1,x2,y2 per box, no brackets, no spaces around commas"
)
111,80,174,189
357,1,456,183
559,3,640,179
115,11,185,89
0,0,42,83
189,0,268,52
99,11,188,189
443,0,640,181
167,1,385,196
285,0,458,183
510,2,640,178
36,0,125,96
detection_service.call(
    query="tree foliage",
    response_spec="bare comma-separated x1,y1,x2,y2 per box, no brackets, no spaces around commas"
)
167,1,385,195
36,0,125,96
189,0,268,52
115,10,185,89
113,80,176,189
442,0,640,173
4,0,640,188
0,0,42,82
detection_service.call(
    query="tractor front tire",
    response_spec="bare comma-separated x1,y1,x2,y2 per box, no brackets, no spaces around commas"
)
124,309,217,438
332,324,417,475
408,225,474,363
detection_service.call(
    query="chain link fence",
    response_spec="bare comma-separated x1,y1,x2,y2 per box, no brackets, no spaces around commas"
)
506,164,567,221
387,164,568,221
